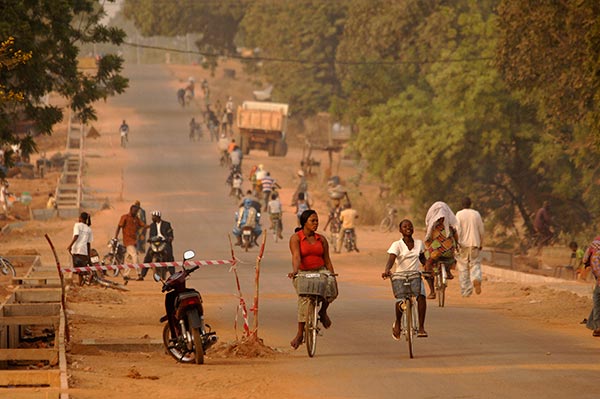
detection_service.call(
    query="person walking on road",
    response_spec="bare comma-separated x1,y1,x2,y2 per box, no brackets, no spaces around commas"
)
68,212,93,268
114,204,146,281
455,197,485,297
583,235,600,337
134,200,147,254
381,219,428,339
119,120,129,148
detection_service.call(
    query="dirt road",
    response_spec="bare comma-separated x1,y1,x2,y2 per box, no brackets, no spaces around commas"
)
6,63,599,398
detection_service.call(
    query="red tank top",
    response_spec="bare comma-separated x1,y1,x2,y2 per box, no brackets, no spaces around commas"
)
298,230,325,270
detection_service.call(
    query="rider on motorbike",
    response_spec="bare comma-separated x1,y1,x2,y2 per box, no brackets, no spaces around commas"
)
141,210,175,279
233,198,262,246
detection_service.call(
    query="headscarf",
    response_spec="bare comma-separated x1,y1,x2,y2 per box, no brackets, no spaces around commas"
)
425,201,457,241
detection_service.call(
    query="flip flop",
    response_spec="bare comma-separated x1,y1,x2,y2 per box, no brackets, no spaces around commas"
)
417,331,428,338
392,322,401,341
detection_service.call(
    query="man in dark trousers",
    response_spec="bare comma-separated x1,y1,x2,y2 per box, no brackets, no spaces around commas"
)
141,210,175,279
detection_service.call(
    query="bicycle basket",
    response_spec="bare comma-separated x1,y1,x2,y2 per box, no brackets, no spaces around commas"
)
296,272,327,297
391,273,422,298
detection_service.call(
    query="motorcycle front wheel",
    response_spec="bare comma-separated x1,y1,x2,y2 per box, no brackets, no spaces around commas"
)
162,324,195,364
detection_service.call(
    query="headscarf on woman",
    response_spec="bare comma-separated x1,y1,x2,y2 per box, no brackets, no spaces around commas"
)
425,201,457,241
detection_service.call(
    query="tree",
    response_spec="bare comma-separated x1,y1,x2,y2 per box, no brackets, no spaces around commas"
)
351,1,579,243
496,1,600,234
238,0,346,117
0,0,128,169
122,0,247,67
0,37,31,103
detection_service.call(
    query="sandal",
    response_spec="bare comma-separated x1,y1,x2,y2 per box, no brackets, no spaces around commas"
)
392,322,401,341
427,292,436,300
417,330,428,338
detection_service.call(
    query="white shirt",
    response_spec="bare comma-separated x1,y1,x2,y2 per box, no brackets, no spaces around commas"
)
230,150,241,166
233,176,243,189
387,239,424,273
155,221,164,239
268,199,282,214
456,208,484,247
71,222,93,256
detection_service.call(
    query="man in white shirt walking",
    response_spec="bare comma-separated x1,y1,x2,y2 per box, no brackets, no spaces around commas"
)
456,197,485,297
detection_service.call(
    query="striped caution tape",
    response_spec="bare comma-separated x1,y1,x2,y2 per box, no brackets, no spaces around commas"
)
61,259,235,273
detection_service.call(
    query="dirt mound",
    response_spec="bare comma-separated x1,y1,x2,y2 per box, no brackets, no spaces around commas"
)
210,335,279,358
67,285,126,304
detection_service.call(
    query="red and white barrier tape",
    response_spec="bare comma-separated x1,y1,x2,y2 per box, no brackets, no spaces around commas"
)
61,259,235,273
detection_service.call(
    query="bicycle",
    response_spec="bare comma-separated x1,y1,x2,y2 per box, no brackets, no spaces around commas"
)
270,213,283,243
379,204,398,233
0,256,16,284
423,260,449,308
389,271,421,358
78,250,129,292
294,270,337,357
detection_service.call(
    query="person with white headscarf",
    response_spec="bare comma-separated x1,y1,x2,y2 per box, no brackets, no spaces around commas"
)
423,201,459,299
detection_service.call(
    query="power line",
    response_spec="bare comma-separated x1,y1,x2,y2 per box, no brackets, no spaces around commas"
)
122,41,494,66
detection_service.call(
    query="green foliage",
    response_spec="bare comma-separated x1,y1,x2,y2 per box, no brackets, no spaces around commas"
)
0,0,128,167
239,0,346,116
122,0,246,67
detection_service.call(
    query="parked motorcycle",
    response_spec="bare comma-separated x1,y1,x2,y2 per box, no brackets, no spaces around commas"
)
148,235,170,279
103,238,126,277
155,250,218,364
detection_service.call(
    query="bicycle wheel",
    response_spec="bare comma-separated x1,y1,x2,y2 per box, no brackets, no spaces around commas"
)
402,299,414,358
305,297,318,357
0,257,16,276
439,267,447,307
379,216,392,233
435,271,446,308
94,276,129,291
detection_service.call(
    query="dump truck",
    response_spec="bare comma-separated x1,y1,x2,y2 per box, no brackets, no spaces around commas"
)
237,101,288,157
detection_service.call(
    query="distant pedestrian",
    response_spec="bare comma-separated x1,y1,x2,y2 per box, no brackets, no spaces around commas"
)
456,197,484,297
119,120,129,148
134,200,147,254
68,212,93,267
114,204,146,281
582,235,600,337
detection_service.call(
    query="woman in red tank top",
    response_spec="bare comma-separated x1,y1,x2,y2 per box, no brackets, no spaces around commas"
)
288,210,336,349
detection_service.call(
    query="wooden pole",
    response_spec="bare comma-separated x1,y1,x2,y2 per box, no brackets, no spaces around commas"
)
227,234,250,338
44,234,70,342
252,232,267,336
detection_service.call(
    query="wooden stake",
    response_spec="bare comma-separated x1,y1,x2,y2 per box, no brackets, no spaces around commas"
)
44,234,70,342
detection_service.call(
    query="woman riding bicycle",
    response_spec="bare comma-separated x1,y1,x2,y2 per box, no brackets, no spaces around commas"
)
423,201,459,299
288,210,336,349
382,219,428,339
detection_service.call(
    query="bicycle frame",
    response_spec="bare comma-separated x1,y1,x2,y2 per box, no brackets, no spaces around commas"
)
390,271,421,358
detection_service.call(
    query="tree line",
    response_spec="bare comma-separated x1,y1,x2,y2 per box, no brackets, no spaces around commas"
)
3,0,599,248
